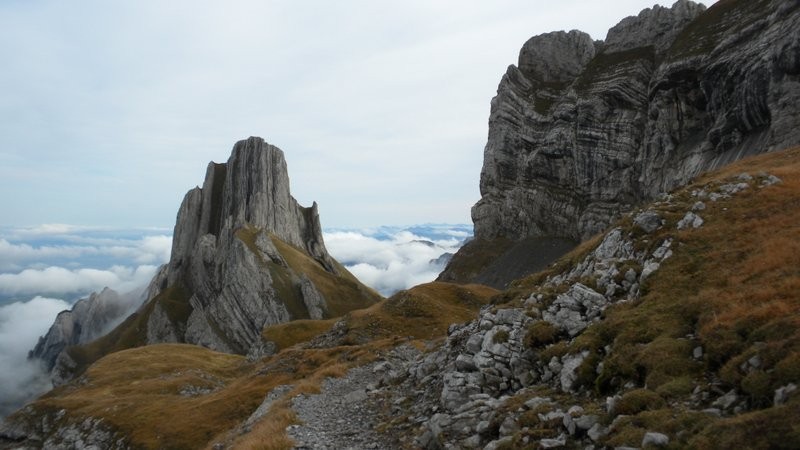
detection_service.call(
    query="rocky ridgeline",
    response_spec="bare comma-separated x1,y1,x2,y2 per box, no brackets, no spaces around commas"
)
28,288,142,372
367,172,787,449
448,0,800,280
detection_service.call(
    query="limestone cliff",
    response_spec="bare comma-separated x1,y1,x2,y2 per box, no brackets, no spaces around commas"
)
442,0,800,285
50,137,380,381
28,287,142,371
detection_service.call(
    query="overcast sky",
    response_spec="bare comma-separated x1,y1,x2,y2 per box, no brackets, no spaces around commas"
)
0,0,713,229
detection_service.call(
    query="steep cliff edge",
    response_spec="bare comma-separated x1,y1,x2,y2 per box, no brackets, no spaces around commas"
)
49,137,380,381
28,288,142,372
441,0,800,286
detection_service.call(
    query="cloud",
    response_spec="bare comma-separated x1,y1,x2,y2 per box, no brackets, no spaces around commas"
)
0,265,158,299
323,225,470,296
0,296,70,417
0,226,171,301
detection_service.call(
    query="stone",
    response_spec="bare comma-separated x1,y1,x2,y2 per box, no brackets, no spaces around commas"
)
540,434,567,448
677,212,704,230
575,415,599,431
633,210,663,233
712,390,739,410
692,201,706,211
587,423,610,442
774,383,798,406
499,416,519,437
642,431,670,447
693,346,703,359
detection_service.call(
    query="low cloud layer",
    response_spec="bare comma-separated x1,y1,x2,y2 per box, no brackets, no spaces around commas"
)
0,225,171,304
0,264,158,298
0,225,170,417
324,224,471,296
0,296,70,417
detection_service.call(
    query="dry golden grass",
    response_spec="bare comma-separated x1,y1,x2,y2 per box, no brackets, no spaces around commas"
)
269,233,383,316
262,318,336,351
20,281,493,449
337,282,498,344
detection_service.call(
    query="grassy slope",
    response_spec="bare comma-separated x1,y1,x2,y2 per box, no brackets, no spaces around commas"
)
500,146,800,449
12,282,495,449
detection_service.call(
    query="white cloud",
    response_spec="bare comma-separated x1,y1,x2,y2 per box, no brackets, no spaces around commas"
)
324,227,466,296
0,264,159,298
0,296,70,416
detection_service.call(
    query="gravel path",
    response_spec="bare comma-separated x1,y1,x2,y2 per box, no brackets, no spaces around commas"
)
287,363,399,450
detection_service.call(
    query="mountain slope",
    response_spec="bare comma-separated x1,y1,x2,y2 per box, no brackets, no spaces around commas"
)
3,146,798,449
441,0,800,286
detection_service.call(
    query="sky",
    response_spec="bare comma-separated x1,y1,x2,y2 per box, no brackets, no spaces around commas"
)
0,0,714,230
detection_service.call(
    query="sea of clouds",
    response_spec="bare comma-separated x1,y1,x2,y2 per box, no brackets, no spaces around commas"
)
0,224,173,417
324,224,472,296
0,222,470,417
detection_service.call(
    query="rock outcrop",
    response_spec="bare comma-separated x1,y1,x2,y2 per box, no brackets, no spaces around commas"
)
48,137,380,381
28,287,142,371
442,0,800,283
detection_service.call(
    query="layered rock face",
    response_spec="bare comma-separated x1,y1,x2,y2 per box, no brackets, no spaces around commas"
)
28,287,141,371
144,137,378,355
44,137,379,383
471,0,800,243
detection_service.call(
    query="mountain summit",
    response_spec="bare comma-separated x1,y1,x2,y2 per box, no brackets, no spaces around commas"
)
41,137,380,382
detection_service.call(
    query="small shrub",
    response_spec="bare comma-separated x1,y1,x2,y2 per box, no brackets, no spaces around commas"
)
493,328,510,344
615,389,666,416
775,352,800,386
741,370,773,407
524,321,559,348
655,376,695,399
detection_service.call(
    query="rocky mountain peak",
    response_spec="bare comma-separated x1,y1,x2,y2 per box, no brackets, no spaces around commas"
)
169,136,334,288
38,137,380,384
604,0,707,54
518,30,596,83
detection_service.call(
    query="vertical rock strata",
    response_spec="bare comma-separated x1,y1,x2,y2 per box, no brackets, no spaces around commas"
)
147,136,374,354
39,137,379,384
471,0,800,243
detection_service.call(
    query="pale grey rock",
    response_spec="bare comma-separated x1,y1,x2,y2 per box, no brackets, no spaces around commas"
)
543,284,607,336
677,211,704,230
605,0,707,54
712,390,739,410
575,414,599,431
692,201,706,211
774,383,798,406
518,30,596,83
588,423,610,442
559,352,587,392
142,137,362,355
642,431,670,447
145,301,181,345
466,0,800,245
633,210,663,233
540,433,567,448
30,287,142,371
693,346,703,359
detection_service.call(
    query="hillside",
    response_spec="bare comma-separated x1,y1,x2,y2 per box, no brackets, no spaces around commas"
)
3,146,798,449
